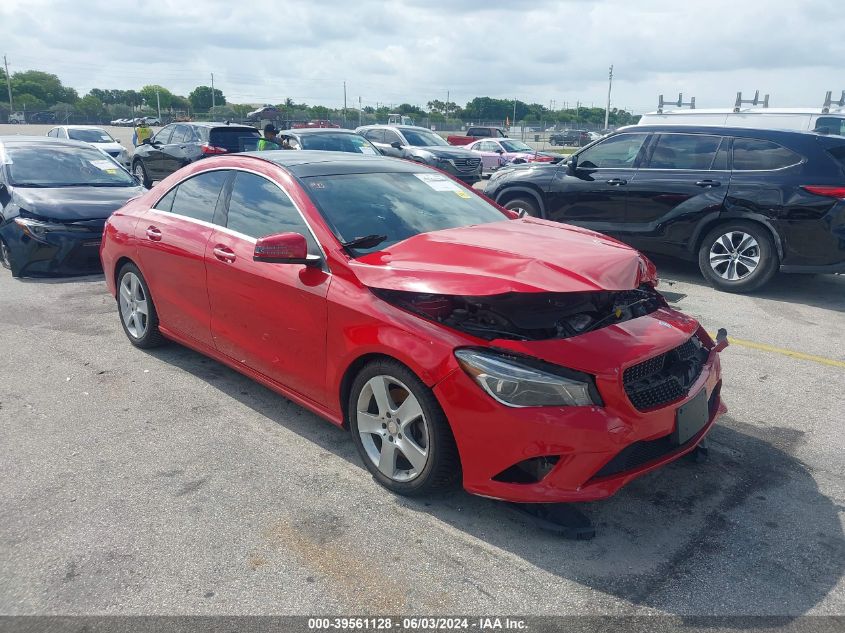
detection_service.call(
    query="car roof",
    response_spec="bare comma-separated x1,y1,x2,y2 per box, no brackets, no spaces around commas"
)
618,124,844,143
357,124,433,132
180,121,257,129
0,136,96,149
233,150,428,177
282,128,360,136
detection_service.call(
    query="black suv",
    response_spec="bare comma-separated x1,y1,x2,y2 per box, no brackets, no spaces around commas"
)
485,125,845,292
131,122,260,186
356,125,482,184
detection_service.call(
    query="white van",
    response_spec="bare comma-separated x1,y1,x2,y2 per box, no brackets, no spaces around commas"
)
639,92,845,135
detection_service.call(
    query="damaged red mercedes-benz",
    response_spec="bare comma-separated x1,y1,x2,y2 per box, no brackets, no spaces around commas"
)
101,151,727,504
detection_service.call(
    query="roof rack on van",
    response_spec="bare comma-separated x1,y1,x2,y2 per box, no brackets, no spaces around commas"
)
734,91,769,112
657,93,695,113
821,91,845,114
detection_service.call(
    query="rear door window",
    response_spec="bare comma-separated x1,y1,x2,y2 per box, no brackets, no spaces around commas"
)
645,134,723,170
732,138,802,171
576,133,648,169
170,125,192,144
169,170,229,223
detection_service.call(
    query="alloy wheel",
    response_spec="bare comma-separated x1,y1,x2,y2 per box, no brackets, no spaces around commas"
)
708,231,760,281
356,375,430,482
119,272,149,339
133,162,146,182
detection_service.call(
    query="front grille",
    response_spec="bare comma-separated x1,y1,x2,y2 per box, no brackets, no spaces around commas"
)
591,387,720,480
450,157,482,172
623,335,708,411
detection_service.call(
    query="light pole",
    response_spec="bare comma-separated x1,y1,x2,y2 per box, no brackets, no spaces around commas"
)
604,65,613,130
3,55,13,114
211,73,215,110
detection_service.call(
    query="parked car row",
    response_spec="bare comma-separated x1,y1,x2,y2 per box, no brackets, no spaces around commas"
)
110,116,161,127
47,125,131,167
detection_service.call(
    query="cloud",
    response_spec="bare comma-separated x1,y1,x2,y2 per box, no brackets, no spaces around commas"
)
1,0,843,112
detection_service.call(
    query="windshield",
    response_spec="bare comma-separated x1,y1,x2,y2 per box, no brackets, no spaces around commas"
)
303,171,507,255
402,129,449,147
500,140,533,152
299,133,380,155
6,144,135,187
67,128,115,143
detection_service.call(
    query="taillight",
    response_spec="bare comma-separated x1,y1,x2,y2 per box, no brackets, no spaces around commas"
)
201,143,228,155
801,185,845,199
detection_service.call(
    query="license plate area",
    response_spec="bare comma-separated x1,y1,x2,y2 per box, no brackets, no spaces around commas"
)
673,388,708,445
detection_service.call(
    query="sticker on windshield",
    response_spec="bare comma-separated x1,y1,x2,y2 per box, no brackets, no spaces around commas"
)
90,159,116,171
100,135,111,141
413,172,461,192
359,147,378,155
455,190,471,199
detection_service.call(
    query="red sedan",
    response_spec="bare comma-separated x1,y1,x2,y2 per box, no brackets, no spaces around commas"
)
101,151,727,503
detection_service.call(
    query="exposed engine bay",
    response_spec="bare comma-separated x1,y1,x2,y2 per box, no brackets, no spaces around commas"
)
372,285,666,341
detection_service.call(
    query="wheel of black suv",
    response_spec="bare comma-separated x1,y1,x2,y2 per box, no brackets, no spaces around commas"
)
349,359,461,497
132,159,151,188
503,196,540,217
698,221,779,293
116,262,165,348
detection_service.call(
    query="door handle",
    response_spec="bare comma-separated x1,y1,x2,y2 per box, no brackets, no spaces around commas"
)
606,178,628,186
695,179,721,188
213,245,236,263
145,226,162,241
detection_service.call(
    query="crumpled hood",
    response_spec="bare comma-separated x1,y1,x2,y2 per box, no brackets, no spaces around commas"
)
13,185,145,221
349,218,653,295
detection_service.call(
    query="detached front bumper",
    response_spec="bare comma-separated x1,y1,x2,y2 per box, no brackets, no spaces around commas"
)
434,325,727,504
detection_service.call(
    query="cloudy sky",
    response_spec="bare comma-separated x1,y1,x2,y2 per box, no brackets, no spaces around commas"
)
2,0,843,114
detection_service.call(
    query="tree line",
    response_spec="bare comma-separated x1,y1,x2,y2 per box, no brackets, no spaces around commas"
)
0,68,639,127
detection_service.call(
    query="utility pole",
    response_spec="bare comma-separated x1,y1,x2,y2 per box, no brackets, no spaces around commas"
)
156,87,161,122
3,55,13,114
211,73,215,110
513,98,517,127
604,64,613,130
343,80,347,127
358,96,362,127
446,90,450,119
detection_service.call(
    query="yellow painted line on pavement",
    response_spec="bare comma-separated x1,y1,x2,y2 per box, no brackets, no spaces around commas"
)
715,334,845,369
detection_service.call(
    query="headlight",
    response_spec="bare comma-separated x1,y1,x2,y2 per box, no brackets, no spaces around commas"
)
455,349,598,407
14,217,89,241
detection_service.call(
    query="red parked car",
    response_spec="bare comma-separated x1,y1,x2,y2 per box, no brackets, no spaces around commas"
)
101,151,727,503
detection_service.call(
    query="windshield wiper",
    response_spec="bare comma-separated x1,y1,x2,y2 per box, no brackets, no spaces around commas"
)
341,234,388,249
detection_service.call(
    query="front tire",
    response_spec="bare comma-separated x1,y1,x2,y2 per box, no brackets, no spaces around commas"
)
698,221,778,293
502,196,540,218
116,262,165,348
349,359,460,496
132,159,151,188
0,237,12,271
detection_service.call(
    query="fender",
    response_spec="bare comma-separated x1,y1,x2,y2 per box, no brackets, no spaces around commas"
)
494,185,547,218
689,209,785,262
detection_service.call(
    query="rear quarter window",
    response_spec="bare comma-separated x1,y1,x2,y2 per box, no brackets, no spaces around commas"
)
732,138,803,171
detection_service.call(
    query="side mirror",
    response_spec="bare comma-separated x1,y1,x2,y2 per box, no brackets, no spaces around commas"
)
390,141,403,149
567,154,578,175
142,138,152,145
495,149,505,154
0,183,9,202
254,232,321,266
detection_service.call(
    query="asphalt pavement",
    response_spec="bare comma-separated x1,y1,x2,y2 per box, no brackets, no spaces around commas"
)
1,250,843,618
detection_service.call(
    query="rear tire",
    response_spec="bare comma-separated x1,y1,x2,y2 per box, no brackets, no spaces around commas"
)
132,159,151,188
116,262,165,348
349,359,461,497
502,196,540,218
698,221,778,293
